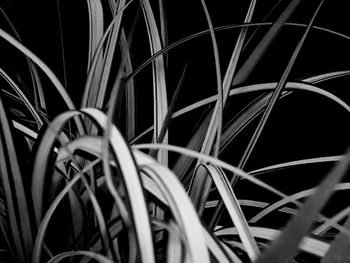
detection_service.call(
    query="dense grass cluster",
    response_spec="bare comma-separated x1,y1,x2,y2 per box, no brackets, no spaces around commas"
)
0,0,350,262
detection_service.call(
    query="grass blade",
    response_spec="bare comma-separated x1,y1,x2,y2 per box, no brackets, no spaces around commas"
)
136,153,210,263
204,164,259,260
231,0,301,86
254,146,350,263
119,29,136,140
150,64,187,158
141,0,168,165
0,93,33,262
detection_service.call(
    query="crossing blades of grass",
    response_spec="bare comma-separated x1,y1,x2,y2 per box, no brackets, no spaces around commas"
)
0,68,43,126
235,0,325,173
135,143,288,199
82,108,156,263
32,159,109,263
127,22,350,86
135,153,210,263
0,29,74,111
0,7,46,112
0,28,86,136
254,146,350,263
81,0,133,108
131,70,350,146
31,110,81,225
321,216,350,263
215,227,329,257
94,0,126,109
150,64,187,158
173,0,301,181
200,164,259,260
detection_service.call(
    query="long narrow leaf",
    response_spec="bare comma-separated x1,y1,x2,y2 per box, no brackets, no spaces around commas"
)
0,93,33,262
140,0,168,165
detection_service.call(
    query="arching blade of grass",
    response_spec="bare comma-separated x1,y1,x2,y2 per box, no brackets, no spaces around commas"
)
135,143,288,199
220,82,350,154
0,28,86,135
131,70,350,145
254,146,350,263
187,0,227,214
82,108,156,263
215,227,329,257
0,29,74,111
47,250,114,263
249,183,350,227
0,7,46,112
0,94,33,262
32,159,110,263
249,156,343,176
127,22,350,85
175,77,350,121
55,136,237,262
201,164,259,260
0,68,43,126
173,0,301,180
31,110,80,225
140,0,168,165
136,153,210,263
321,215,350,263
202,227,242,263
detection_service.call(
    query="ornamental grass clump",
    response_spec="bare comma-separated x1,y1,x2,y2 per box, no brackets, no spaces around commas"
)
0,0,349,262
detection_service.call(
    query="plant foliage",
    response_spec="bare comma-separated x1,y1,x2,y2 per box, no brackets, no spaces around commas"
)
0,0,349,262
